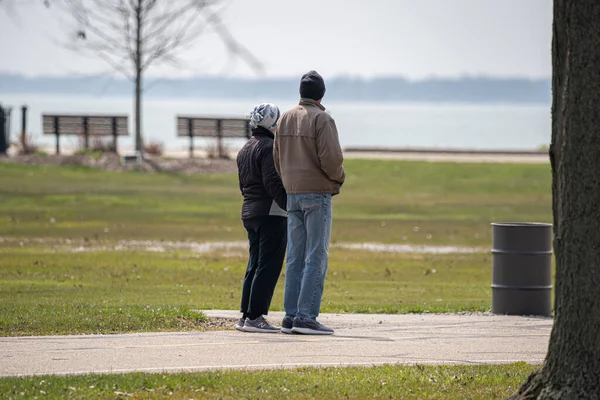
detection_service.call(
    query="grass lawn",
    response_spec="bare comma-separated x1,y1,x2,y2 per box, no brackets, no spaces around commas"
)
0,160,553,336
0,161,544,397
0,160,551,246
0,363,536,399
0,246,495,336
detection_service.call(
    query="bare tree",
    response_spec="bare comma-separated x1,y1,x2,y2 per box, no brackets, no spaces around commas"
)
0,0,50,19
509,1,600,399
56,0,261,154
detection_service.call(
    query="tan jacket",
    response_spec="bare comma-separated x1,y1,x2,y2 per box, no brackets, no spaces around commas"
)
274,99,345,195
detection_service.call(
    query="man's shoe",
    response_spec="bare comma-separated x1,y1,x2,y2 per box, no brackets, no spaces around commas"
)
243,316,280,333
281,315,294,334
291,318,334,335
235,317,245,331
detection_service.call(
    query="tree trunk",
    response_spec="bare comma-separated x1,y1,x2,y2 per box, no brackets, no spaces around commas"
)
135,67,142,154
510,1,600,398
134,0,143,155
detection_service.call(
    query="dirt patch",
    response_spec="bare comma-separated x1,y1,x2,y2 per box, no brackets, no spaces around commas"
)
0,237,487,255
333,242,486,254
1,153,237,174
202,317,237,330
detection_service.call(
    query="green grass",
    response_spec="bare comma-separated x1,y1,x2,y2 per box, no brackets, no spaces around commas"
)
0,161,545,397
0,363,536,399
0,245,499,336
0,160,552,336
0,160,551,245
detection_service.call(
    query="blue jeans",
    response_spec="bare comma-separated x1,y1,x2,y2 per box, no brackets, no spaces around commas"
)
284,193,333,321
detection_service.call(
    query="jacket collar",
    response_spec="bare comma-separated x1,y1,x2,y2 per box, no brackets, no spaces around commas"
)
252,126,274,139
299,98,326,111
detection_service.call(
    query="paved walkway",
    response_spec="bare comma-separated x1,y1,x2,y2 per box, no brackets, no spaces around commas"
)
0,311,552,377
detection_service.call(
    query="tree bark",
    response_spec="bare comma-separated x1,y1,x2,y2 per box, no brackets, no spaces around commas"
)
510,1,600,398
134,0,143,155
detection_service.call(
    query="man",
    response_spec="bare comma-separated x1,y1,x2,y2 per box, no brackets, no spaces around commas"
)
274,70,345,335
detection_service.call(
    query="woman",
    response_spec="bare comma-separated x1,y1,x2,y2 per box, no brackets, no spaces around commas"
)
235,103,287,333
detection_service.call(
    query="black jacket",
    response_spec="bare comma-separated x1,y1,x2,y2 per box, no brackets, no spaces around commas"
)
237,127,287,220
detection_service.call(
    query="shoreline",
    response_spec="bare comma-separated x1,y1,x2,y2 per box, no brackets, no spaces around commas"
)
344,146,547,156
3,145,550,164
343,147,549,164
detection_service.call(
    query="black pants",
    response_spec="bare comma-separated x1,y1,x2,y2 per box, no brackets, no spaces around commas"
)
240,216,287,320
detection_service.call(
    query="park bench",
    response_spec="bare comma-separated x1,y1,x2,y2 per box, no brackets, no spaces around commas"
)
42,114,129,155
176,116,251,158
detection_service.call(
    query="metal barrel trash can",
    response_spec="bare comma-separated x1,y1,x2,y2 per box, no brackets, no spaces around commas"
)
491,222,553,316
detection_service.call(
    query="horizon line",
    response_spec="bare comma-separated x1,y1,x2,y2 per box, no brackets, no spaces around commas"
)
0,71,551,82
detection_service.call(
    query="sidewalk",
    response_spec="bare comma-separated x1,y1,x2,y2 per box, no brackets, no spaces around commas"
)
0,311,552,377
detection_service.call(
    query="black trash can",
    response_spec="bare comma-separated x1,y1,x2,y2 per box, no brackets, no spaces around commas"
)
491,222,553,316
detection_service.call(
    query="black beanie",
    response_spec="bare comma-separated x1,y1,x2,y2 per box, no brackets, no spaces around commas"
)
299,70,326,100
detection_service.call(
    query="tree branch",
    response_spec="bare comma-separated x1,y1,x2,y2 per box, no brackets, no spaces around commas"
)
63,0,132,57
206,11,264,75
142,2,201,43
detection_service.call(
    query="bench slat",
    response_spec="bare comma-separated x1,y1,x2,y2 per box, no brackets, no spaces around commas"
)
176,116,249,138
42,115,129,136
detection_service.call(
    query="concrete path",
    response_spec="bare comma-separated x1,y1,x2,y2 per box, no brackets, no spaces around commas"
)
0,311,552,377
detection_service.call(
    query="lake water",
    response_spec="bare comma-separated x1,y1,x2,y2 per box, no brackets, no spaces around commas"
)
0,94,550,152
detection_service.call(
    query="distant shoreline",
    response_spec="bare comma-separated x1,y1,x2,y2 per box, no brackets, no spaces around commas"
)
3,145,549,164
0,93,550,106
342,148,549,164
344,147,547,156
0,92,551,107
0,73,551,104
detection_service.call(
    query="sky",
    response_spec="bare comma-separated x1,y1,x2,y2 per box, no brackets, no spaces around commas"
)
0,0,552,80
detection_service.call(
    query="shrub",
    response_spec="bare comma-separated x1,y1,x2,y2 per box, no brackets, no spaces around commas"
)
144,140,164,156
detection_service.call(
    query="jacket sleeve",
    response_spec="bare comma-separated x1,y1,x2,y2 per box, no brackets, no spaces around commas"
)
236,154,244,195
316,117,346,185
273,123,281,176
261,144,287,211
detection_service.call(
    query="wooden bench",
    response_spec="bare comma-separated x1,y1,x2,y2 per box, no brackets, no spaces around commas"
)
176,116,251,158
42,114,129,155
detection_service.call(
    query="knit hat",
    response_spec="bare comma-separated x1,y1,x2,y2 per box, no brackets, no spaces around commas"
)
249,103,280,130
299,70,326,100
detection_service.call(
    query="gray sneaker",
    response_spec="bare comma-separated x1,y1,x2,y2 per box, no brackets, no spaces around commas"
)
281,315,294,334
243,316,280,333
235,317,245,331
291,318,334,335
